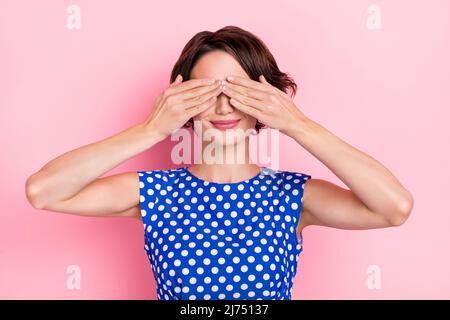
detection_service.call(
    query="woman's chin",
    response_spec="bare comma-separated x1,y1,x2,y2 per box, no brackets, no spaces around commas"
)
205,126,252,145
209,134,242,146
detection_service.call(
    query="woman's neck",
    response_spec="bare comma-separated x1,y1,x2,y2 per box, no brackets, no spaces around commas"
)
186,134,262,183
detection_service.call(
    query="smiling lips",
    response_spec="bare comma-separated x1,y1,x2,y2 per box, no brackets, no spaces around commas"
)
210,119,241,130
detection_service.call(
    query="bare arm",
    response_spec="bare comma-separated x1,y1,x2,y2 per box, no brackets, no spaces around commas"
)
25,123,165,218
25,75,222,218
292,118,414,231
216,74,413,232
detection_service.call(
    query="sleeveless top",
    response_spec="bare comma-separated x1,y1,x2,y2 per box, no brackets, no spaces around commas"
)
137,165,311,300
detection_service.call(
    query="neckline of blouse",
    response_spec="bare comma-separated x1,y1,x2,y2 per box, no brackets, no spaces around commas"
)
181,165,268,186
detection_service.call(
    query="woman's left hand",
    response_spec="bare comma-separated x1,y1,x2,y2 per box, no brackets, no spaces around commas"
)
222,74,308,136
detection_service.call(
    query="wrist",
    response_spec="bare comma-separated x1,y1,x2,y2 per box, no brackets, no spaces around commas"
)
285,115,315,139
137,121,166,144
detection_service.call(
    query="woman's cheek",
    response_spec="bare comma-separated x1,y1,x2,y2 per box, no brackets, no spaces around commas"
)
191,116,208,131
244,117,257,130
196,108,212,119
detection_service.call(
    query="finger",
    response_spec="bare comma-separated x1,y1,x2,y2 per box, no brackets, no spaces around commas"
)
222,84,266,110
169,74,183,87
185,96,217,117
180,80,221,102
154,75,185,116
227,74,289,99
226,75,271,93
259,74,269,84
182,85,222,109
223,81,268,102
259,74,290,98
229,98,262,120
168,77,216,95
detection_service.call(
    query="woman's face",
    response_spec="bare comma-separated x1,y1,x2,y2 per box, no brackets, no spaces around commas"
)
189,50,257,146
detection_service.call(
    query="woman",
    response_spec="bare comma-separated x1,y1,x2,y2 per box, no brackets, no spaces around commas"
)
25,26,413,300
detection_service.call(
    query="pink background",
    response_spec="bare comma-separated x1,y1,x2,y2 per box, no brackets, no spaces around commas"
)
1,0,449,299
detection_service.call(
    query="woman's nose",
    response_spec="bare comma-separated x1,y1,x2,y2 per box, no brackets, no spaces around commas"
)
215,92,235,114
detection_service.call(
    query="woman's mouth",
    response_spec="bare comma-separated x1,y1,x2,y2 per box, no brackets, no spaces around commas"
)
210,119,241,130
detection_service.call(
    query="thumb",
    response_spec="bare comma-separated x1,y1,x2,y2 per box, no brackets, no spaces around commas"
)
259,74,268,84
170,74,183,87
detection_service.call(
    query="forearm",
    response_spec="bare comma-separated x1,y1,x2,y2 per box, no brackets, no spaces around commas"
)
289,117,413,218
26,122,165,208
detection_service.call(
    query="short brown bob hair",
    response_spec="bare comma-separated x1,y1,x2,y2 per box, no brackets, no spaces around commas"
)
170,25,298,133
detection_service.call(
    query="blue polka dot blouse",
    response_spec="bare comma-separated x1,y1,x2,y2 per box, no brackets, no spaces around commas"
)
137,165,311,300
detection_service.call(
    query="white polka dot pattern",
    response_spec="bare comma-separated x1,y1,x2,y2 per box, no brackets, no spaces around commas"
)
137,166,311,300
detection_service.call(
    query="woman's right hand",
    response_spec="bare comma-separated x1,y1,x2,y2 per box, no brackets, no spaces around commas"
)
143,74,222,139
26,74,222,215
